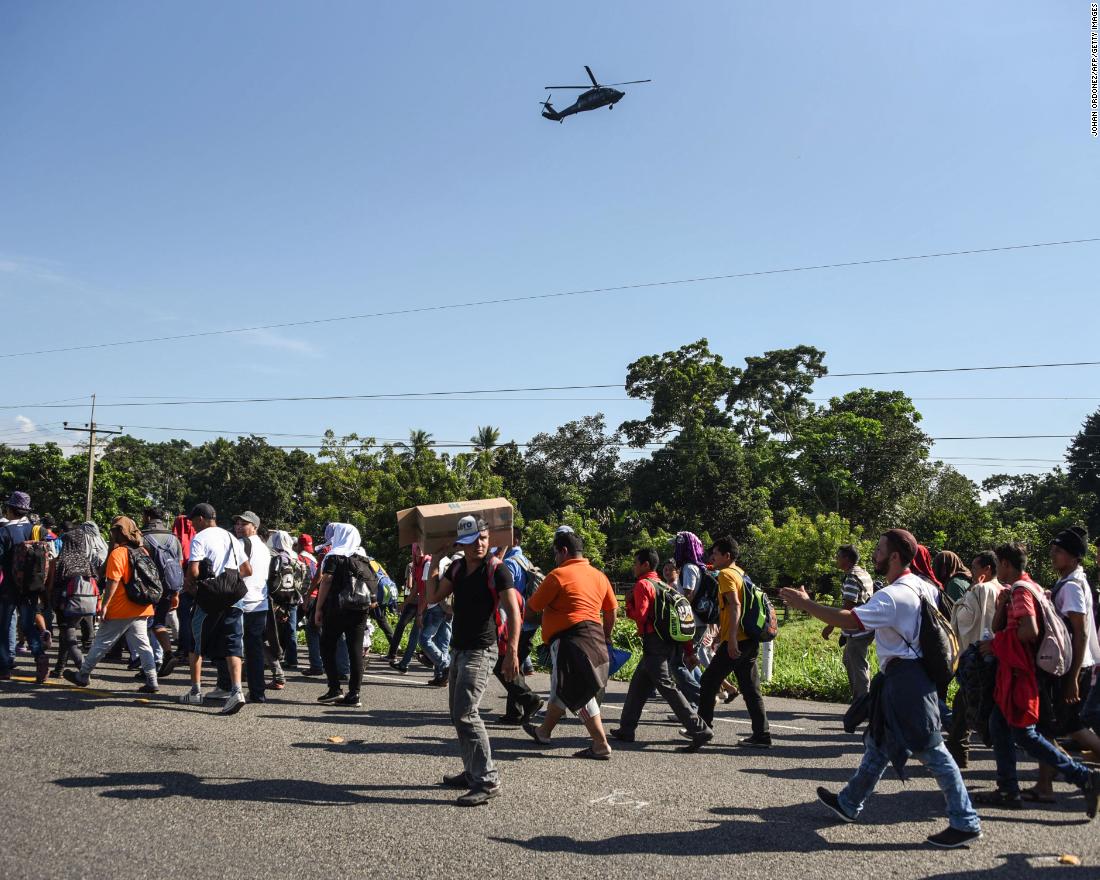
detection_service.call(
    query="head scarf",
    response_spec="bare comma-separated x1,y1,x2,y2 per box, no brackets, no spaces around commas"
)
323,522,362,558
57,527,93,580
172,515,196,563
268,530,295,558
110,516,143,548
80,521,109,565
673,531,706,568
932,550,971,585
910,544,942,588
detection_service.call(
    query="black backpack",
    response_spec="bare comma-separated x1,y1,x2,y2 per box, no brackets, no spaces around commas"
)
337,555,379,612
124,548,165,606
902,583,960,688
690,567,721,626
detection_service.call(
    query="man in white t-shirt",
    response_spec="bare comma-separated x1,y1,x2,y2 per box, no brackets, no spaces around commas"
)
233,511,274,706
781,528,982,849
179,503,251,715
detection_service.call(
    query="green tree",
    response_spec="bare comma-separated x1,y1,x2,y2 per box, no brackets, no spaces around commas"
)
1066,408,1100,533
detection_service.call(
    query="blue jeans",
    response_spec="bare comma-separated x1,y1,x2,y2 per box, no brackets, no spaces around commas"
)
9,599,46,659
419,606,451,675
839,735,980,832
276,605,298,667
399,621,422,669
0,599,19,672
988,704,1092,795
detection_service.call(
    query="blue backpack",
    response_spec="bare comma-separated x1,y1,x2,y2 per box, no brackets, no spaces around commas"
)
144,533,184,593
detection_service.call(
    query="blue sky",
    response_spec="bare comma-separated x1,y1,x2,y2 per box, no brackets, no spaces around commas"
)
0,1,1096,483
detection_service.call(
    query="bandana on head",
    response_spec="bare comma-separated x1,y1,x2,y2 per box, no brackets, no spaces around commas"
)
323,522,362,558
110,516,143,548
673,531,706,568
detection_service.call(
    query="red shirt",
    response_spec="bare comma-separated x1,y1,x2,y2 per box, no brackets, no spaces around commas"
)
626,572,660,636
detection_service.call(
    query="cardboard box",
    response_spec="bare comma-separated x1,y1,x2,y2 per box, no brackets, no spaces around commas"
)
396,497,514,555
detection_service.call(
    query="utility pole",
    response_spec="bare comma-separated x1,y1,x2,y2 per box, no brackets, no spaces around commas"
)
63,394,121,522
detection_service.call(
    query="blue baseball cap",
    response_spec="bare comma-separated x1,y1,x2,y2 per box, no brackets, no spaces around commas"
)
455,515,488,545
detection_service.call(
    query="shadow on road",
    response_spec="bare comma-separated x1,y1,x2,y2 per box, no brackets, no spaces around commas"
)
52,770,449,807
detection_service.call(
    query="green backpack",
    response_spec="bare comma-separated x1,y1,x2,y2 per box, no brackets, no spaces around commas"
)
653,580,697,643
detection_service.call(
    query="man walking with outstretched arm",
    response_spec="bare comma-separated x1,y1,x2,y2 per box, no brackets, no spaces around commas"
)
780,528,982,849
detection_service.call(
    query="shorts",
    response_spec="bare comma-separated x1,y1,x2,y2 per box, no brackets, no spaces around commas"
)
1050,668,1094,736
192,605,244,660
153,591,176,629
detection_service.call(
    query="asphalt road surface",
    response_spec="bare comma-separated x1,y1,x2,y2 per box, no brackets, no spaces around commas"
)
1,656,1096,879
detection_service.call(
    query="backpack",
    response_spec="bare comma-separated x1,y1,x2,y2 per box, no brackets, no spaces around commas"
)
1015,580,1072,678
124,548,165,606
512,553,546,600
902,582,960,688
144,533,184,593
267,551,305,606
11,537,51,596
367,557,398,607
740,573,778,643
337,554,380,612
690,567,721,626
652,578,696,642
194,534,247,613
60,575,99,616
449,556,517,653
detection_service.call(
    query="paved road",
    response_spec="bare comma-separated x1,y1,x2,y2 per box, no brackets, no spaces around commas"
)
1,657,1096,879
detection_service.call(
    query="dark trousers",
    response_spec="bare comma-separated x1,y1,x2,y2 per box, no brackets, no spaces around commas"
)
504,629,538,716
945,686,970,757
243,610,268,702
321,609,367,695
620,634,708,736
369,605,395,653
389,604,417,658
494,642,541,719
698,639,769,737
276,604,299,667
176,591,195,658
56,614,94,671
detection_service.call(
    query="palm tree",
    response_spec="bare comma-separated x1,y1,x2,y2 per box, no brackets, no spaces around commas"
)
396,429,435,462
470,425,501,455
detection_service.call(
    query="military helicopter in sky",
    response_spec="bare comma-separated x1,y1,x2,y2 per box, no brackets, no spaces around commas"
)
540,65,651,122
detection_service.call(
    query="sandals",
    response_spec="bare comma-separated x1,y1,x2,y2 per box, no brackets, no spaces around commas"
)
522,721,552,747
572,746,611,761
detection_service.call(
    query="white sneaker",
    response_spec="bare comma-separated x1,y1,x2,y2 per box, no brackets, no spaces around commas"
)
178,691,203,705
206,687,231,700
219,691,246,715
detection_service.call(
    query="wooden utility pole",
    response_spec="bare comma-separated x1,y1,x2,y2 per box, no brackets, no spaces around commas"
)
63,394,121,522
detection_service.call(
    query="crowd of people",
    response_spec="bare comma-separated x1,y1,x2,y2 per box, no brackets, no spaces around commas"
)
2,488,1099,846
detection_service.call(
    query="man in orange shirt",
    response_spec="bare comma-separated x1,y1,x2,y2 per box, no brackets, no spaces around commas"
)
64,516,159,693
522,530,617,759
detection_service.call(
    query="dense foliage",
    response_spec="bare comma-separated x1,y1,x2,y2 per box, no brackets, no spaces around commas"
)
3,339,1096,589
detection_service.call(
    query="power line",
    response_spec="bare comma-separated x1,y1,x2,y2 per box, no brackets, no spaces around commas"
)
830,361,1100,378
3,236,1097,361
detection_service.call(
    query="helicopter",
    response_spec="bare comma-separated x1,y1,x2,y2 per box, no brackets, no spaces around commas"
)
540,65,651,122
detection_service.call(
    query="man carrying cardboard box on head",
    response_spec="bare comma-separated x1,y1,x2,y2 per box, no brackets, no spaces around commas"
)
425,515,521,807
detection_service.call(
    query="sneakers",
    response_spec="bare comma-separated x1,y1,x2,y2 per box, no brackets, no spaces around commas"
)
817,787,856,823
206,687,232,701
389,659,407,673
178,690,204,705
426,674,448,687
337,693,362,707
678,727,714,752
608,728,635,743
926,827,982,849
495,714,523,726
317,688,343,703
62,669,89,688
35,654,50,684
137,683,160,695
416,652,434,669
219,691,246,715
974,789,1023,810
159,655,181,679
442,771,470,789
456,785,500,807
301,667,325,677
270,679,286,690
738,734,772,749
521,698,544,724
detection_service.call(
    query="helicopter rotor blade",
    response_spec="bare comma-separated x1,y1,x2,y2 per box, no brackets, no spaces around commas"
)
605,79,652,86
584,65,599,87
544,85,589,90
